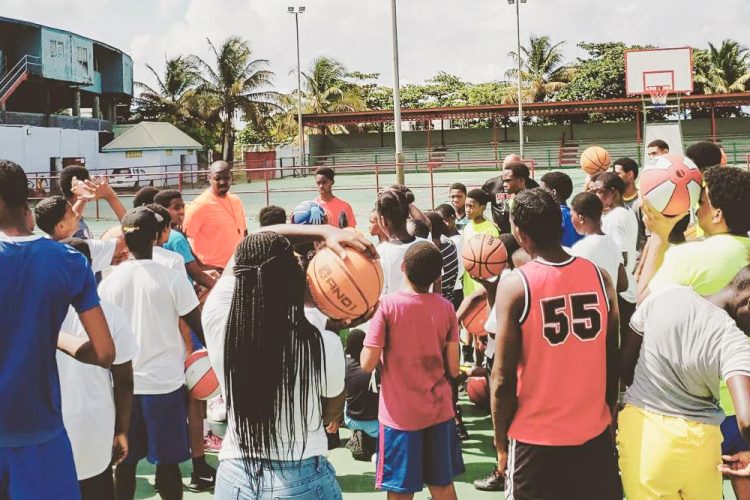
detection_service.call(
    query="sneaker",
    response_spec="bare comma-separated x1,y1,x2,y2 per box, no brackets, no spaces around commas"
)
456,418,470,441
207,396,226,422
203,431,223,453
187,464,216,492
473,468,505,491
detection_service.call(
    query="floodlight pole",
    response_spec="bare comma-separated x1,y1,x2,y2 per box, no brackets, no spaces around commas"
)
289,6,305,173
510,0,525,158
390,0,405,185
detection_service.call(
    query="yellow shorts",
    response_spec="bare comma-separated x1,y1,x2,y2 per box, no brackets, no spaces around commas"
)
617,405,722,500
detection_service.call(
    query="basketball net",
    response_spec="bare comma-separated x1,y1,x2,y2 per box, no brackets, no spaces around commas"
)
648,86,670,108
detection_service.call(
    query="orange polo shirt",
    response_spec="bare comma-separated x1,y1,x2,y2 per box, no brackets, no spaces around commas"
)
183,189,247,268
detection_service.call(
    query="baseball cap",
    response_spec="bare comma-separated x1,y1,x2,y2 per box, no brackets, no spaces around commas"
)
120,207,161,237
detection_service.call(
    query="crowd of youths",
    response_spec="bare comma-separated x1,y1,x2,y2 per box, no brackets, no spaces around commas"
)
3,137,750,500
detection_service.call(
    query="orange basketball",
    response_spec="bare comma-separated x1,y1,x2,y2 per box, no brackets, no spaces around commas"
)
462,299,489,337
580,146,611,175
306,246,383,321
462,233,508,280
466,376,489,410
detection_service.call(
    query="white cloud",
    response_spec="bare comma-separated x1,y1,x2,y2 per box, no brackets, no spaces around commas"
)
3,0,750,95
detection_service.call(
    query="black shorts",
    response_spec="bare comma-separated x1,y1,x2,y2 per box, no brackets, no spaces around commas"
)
506,429,621,500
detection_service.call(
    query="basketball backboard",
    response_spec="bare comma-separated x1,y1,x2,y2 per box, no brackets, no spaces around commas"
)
625,47,693,95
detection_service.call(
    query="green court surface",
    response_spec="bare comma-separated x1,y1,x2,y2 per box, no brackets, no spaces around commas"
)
80,167,586,238
133,395,739,499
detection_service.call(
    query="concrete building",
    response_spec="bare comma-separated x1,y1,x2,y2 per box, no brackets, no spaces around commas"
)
0,16,133,119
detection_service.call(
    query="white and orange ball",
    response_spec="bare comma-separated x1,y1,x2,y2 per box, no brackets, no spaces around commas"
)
641,153,703,216
185,349,221,400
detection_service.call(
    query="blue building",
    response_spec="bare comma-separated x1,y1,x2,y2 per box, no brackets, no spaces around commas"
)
0,16,133,123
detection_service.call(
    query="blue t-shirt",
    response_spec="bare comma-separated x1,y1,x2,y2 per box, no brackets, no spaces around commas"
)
164,229,194,280
0,234,100,447
561,204,583,248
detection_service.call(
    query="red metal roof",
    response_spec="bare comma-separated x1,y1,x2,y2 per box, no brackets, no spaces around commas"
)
301,92,750,126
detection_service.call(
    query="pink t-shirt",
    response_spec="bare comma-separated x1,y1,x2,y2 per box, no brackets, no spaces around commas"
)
365,290,459,430
316,196,356,229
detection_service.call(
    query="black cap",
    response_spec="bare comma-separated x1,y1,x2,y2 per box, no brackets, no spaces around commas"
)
121,207,161,236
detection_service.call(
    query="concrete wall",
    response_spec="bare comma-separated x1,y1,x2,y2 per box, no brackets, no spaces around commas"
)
0,125,197,182
0,125,101,173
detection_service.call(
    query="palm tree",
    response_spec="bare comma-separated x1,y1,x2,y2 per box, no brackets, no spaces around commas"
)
694,40,750,94
134,56,201,123
506,35,569,102
193,36,278,162
302,57,366,134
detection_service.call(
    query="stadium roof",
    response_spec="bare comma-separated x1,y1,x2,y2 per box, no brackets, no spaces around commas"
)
102,122,202,152
301,92,750,126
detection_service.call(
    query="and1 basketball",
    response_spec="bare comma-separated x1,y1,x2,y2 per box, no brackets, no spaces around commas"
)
641,153,703,216
462,233,508,280
185,349,221,400
462,299,489,337
580,146,612,175
307,246,383,321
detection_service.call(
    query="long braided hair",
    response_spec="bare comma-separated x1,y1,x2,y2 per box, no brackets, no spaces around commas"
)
224,231,324,477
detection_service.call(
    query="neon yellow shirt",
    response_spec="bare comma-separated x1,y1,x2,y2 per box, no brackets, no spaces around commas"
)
649,233,750,415
462,218,500,295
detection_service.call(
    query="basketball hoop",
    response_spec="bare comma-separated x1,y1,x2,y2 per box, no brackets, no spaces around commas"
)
648,86,670,108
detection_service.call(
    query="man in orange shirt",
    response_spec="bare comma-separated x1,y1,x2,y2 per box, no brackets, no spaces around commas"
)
315,167,357,229
183,161,247,270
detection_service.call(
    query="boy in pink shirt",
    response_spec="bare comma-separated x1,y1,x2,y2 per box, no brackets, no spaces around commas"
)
361,241,463,499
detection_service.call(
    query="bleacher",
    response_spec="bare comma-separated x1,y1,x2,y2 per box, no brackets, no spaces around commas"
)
305,133,750,173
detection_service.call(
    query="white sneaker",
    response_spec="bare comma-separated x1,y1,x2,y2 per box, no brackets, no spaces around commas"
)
208,395,226,422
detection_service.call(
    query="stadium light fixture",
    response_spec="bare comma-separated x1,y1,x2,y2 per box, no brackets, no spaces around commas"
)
507,0,526,157
288,6,306,171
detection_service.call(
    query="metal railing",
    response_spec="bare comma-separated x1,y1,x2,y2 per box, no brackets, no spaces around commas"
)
0,55,41,104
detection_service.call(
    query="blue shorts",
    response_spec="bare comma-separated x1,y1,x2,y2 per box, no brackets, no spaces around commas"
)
124,387,190,465
722,415,750,455
375,419,465,493
0,430,80,499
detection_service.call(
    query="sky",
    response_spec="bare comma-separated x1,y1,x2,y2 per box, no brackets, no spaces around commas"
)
2,0,748,94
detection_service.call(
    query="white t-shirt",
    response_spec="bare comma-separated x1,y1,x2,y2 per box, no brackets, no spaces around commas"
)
202,275,345,462
377,237,429,296
57,302,138,480
86,239,117,273
483,268,512,360
602,206,638,303
98,259,198,394
152,246,185,271
570,234,623,290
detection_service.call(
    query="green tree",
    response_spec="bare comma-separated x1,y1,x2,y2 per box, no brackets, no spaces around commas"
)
193,36,277,162
694,40,750,94
302,57,365,130
507,35,569,102
133,56,222,151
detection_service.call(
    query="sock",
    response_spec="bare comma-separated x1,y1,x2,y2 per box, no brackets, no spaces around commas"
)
192,455,206,471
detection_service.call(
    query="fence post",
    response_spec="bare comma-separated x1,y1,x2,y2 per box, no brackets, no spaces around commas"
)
264,170,270,206
375,164,380,194
457,152,461,171
733,141,738,164
95,199,100,219
547,148,552,169
429,164,435,209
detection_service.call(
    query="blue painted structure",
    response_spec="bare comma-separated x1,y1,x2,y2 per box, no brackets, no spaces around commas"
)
0,16,133,120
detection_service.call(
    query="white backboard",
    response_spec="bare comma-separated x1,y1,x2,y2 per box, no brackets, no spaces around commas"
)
643,122,684,165
625,47,693,95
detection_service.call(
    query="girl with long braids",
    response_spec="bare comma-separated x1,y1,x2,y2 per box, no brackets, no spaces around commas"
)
201,224,376,499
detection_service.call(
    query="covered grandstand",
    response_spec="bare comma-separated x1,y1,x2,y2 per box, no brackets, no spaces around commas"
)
297,92,750,172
